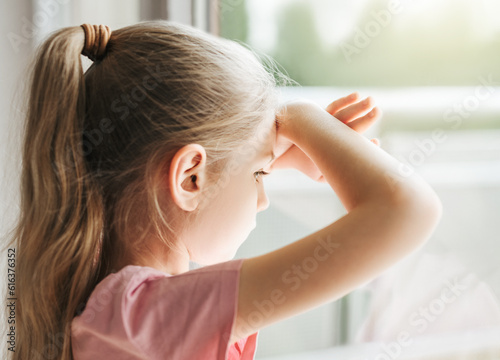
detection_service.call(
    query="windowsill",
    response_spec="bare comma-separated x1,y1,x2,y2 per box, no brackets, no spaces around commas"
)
277,86,500,132
258,325,500,360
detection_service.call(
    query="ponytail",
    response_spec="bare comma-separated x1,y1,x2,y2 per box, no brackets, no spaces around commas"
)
7,26,104,360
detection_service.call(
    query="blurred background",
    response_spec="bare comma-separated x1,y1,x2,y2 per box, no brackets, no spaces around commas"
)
1,0,500,359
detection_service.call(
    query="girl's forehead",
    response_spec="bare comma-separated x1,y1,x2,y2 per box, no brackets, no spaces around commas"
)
255,115,276,148
260,120,277,164
261,111,277,137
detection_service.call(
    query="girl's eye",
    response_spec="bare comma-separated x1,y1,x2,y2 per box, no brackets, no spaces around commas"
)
254,170,270,182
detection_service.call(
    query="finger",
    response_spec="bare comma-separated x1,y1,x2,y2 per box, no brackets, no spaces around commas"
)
371,138,380,146
344,106,381,134
334,96,374,123
325,92,359,115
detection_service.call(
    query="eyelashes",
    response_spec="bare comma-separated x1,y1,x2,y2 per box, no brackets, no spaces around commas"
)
254,170,270,182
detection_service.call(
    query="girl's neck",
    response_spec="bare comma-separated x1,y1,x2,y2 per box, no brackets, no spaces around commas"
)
110,240,191,276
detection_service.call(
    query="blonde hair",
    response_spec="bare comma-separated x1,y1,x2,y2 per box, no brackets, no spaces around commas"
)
4,20,295,360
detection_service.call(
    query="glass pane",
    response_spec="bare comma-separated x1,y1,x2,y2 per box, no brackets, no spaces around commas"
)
222,1,500,359
221,0,500,87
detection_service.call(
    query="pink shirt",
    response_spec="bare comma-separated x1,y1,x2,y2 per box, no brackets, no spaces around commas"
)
71,258,258,360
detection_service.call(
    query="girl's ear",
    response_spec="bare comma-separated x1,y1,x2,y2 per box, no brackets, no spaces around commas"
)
168,144,207,212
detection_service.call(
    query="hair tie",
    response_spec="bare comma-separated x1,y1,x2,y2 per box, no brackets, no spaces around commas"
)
80,24,112,62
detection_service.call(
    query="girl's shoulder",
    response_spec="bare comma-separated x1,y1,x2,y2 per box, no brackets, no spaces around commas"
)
99,264,171,297
99,258,246,300
71,258,257,360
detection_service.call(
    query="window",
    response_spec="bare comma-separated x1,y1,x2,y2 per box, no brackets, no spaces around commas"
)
9,1,499,357
224,1,500,358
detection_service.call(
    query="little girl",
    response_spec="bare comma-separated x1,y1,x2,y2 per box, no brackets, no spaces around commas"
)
6,20,442,360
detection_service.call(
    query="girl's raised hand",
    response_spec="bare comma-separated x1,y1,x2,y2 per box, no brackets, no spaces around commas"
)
325,92,381,144
271,94,382,183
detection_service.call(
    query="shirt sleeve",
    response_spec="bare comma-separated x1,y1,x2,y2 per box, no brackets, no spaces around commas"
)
122,258,247,360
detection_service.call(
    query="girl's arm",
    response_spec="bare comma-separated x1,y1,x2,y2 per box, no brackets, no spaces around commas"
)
231,99,442,344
